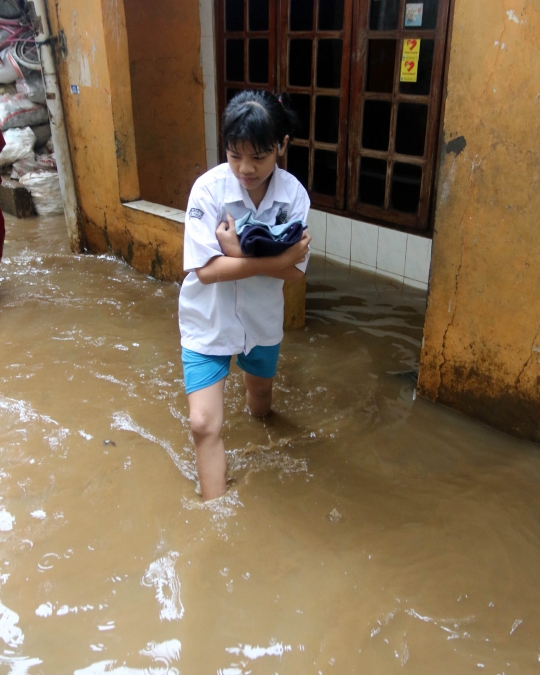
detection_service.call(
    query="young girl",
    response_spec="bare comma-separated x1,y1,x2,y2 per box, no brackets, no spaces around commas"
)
179,90,311,501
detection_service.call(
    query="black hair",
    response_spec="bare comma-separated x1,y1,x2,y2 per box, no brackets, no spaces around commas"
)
221,90,300,155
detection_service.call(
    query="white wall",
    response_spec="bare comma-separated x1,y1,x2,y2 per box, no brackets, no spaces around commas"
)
308,209,432,290
198,0,432,290
199,0,219,170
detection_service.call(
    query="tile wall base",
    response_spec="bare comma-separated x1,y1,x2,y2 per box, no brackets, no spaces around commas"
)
307,208,432,291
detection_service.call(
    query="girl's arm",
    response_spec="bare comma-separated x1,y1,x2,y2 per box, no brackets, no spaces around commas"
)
207,214,309,283
264,265,305,282
196,232,311,284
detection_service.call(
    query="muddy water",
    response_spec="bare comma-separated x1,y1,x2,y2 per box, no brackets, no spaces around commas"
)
1,215,540,674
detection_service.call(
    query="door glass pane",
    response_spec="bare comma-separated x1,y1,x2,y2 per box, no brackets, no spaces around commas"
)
391,162,422,213
289,93,311,140
318,0,344,30
289,39,312,86
287,145,309,189
226,40,244,82
404,0,439,30
358,157,387,206
317,39,342,88
369,0,399,30
366,40,396,93
248,39,269,83
226,88,243,103
313,150,337,195
399,39,434,95
315,96,340,143
362,100,391,151
395,103,428,156
249,0,268,31
290,0,313,31
225,0,244,31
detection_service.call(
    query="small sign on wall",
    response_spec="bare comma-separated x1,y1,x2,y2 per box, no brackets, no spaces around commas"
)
405,3,423,27
400,38,421,82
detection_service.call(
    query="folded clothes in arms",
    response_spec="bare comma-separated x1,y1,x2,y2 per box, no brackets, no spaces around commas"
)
235,211,307,257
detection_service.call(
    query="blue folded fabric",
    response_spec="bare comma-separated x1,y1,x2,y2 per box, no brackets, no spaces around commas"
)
234,212,307,257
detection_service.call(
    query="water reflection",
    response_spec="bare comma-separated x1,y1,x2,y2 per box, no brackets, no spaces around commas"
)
142,552,184,621
1,217,540,673
0,601,42,674
218,641,293,674
74,638,181,674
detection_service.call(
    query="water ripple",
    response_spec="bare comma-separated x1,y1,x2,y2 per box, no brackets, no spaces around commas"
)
111,411,196,482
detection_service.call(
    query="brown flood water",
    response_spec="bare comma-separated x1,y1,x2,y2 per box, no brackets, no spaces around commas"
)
1,215,540,674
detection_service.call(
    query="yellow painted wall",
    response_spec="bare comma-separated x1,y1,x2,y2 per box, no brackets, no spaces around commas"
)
123,0,206,209
45,0,306,327
45,0,207,281
419,0,540,441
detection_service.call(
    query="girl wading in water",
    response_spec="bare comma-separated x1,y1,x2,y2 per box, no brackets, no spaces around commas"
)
179,90,311,500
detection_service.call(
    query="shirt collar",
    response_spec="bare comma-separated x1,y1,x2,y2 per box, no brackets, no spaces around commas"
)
262,167,291,207
224,165,245,204
223,165,291,210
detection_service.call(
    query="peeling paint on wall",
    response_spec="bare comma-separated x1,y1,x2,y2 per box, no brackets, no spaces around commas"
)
445,135,467,156
506,10,519,23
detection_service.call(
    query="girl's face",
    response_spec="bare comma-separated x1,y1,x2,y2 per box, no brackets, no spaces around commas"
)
226,137,289,204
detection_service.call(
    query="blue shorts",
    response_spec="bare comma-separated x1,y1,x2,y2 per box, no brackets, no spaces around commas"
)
181,344,281,395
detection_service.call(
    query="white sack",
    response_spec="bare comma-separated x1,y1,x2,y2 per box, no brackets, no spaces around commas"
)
0,47,23,84
11,151,56,178
16,73,46,105
0,93,48,130
19,171,64,216
0,126,36,165
10,154,39,179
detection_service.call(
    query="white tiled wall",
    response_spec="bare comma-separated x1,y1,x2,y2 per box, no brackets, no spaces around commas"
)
197,3,432,291
199,0,219,170
307,209,432,290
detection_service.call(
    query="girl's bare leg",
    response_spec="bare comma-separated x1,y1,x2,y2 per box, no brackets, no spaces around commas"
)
187,379,227,500
243,372,274,417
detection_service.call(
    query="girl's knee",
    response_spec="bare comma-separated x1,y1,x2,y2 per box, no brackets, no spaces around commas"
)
190,409,221,440
187,381,224,440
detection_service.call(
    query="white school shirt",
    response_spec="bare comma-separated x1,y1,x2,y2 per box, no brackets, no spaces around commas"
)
179,163,310,356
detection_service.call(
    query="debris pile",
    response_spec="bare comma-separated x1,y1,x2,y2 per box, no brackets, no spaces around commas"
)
0,1,62,217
